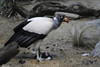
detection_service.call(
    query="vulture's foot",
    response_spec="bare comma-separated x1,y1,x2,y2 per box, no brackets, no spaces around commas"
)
37,52,52,62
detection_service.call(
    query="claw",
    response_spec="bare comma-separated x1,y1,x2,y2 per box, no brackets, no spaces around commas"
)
37,57,43,62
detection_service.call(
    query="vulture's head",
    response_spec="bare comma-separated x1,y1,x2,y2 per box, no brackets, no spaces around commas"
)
56,14,69,23
53,14,69,28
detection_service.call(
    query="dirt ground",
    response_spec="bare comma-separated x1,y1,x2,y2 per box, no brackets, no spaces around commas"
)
0,0,100,67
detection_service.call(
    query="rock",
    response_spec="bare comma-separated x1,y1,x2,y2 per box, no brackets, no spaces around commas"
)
55,12,80,19
91,41,100,56
71,19,100,48
82,19,100,28
0,42,19,65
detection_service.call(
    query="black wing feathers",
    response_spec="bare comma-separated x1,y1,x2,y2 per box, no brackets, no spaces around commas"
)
5,30,46,48
13,20,30,33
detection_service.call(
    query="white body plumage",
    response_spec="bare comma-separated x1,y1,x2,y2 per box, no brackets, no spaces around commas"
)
23,17,54,35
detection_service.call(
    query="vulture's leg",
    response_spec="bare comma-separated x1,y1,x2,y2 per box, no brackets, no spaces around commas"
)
37,46,43,62
35,40,43,62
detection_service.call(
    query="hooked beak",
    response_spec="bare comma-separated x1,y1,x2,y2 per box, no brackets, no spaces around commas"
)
64,17,69,23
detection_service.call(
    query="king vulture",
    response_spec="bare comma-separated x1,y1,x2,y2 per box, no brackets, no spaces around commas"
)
4,14,69,61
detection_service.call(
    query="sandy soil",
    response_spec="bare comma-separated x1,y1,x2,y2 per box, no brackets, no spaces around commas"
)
0,0,100,67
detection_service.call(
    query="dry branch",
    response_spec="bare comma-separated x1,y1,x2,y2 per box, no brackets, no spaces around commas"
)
16,2,100,18
1,1,100,18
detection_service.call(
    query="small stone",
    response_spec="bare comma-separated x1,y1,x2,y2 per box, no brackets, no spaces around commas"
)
60,49,63,51
32,52,36,54
51,48,55,52
27,47,30,50
27,46,31,50
63,54,66,55
82,53,89,56
61,38,64,40
32,48,35,51
53,44,55,46
55,44,58,47
46,46,49,49
89,60,93,64
23,52,26,54
18,59,25,64
53,44,58,47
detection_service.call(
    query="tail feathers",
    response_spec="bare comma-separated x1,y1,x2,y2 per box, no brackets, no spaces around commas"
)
4,33,18,46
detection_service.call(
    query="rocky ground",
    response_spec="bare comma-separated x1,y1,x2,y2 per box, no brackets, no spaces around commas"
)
0,0,100,67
